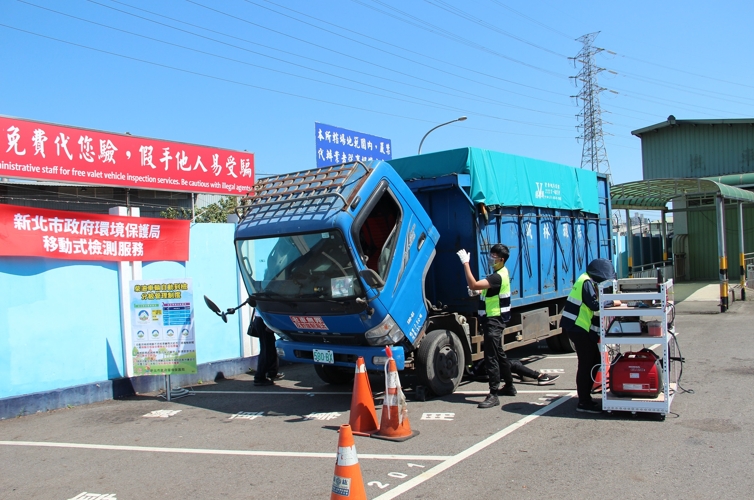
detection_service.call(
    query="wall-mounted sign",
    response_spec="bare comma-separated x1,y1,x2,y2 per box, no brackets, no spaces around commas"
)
315,122,391,168
0,115,254,195
130,278,196,376
0,204,190,261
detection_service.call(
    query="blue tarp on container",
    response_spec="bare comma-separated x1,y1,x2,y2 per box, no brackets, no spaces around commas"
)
389,147,599,214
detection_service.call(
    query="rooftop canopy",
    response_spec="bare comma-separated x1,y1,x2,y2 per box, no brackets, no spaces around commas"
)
631,117,754,137
611,178,754,210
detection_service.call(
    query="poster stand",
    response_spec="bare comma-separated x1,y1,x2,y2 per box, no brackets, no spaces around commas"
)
160,374,194,401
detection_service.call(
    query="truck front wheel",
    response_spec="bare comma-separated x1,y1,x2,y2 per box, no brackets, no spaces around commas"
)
416,329,465,396
314,364,354,385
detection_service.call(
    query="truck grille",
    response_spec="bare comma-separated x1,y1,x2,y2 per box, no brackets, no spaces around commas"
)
286,332,366,346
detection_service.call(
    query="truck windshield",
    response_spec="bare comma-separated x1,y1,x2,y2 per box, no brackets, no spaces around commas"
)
236,231,365,300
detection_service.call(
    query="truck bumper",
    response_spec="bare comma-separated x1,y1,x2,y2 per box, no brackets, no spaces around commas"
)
274,340,405,371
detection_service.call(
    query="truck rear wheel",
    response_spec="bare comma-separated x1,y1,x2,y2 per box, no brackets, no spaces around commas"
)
546,335,562,351
416,329,465,396
314,364,354,385
557,332,576,353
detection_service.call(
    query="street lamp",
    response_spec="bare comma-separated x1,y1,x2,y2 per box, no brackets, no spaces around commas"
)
417,116,467,154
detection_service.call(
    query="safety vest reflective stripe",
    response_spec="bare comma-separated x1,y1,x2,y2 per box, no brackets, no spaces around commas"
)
482,267,511,320
563,272,594,332
561,310,578,321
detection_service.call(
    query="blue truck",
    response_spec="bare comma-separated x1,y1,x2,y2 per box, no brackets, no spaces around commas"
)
229,147,611,396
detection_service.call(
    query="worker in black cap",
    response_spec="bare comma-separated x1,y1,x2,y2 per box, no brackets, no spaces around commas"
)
560,258,620,413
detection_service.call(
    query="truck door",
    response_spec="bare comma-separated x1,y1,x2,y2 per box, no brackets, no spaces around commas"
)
352,168,437,344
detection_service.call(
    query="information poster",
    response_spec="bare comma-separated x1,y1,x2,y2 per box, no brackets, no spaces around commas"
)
129,278,196,376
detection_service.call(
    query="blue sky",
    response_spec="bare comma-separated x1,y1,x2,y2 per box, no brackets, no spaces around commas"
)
2,0,753,188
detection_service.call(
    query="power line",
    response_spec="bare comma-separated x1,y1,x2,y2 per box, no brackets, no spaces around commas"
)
0,22,577,135
348,0,568,78
486,0,575,40
257,0,570,103
605,68,754,107
25,0,510,121
228,0,575,108
102,0,570,116
605,50,754,91
422,0,570,58
92,0,754,122
0,23,459,125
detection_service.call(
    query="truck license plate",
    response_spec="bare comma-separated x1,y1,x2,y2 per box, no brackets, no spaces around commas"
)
313,349,334,364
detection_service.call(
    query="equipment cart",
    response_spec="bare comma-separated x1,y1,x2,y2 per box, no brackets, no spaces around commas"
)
598,278,678,420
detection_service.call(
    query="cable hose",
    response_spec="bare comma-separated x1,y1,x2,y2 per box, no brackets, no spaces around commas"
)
669,329,694,394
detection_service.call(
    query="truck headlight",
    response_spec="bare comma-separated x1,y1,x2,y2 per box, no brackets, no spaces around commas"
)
365,314,405,346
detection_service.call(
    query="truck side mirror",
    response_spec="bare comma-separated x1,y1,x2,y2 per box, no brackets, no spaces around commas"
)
204,295,227,323
204,295,222,315
359,269,385,289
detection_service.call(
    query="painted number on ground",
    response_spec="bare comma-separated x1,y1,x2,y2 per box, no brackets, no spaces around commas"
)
304,412,342,421
143,410,181,418
421,412,455,421
368,481,389,489
534,394,563,406
228,411,264,420
68,493,117,500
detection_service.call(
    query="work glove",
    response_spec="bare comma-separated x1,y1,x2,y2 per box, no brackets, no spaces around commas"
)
456,249,470,264
467,287,480,297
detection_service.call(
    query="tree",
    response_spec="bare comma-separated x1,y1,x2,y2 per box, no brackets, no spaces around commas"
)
161,195,239,223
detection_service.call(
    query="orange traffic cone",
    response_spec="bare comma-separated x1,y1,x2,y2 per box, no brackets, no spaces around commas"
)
330,424,367,500
593,348,610,392
373,347,419,442
349,357,379,436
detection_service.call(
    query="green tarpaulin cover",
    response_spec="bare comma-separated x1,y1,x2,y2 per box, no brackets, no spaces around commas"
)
389,147,599,214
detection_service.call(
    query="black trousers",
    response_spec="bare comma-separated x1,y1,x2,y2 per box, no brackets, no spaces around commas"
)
251,317,279,381
483,319,513,392
566,327,601,404
510,359,540,379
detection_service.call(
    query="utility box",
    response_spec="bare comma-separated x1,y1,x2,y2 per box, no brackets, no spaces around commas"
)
747,264,754,284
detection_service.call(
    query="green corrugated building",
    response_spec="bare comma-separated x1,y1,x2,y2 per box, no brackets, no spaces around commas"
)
631,117,754,281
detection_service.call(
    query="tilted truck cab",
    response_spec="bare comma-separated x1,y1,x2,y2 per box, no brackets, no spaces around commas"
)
232,148,611,396
234,160,447,387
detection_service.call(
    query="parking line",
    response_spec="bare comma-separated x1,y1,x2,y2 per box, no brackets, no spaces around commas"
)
0,441,450,461
190,390,352,395
455,389,573,395
373,392,576,500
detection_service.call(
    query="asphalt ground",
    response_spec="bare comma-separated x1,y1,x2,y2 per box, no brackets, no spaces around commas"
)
2,299,753,499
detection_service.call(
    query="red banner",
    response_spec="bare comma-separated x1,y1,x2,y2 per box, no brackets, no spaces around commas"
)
0,115,254,195
0,204,190,262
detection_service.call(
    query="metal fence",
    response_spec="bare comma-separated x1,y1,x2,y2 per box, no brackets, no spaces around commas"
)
631,261,675,281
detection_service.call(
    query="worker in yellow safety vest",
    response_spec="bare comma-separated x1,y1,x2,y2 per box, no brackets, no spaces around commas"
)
457,243,517,409
560,258,620,414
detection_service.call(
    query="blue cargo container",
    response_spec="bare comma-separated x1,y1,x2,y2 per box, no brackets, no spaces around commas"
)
218,148,611,396
390,148,612,357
